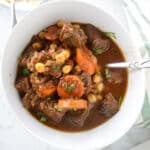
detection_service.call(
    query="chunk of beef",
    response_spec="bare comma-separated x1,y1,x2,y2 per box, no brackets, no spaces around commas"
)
18,50,34,67
38,101,66,123
59,22,87,48
27,50,48,71
27,47,64,75
22,90,39,109
81,24,110,52
15,77,30,93
92,38,110,52
80,72,93,95
100,93,119,117
80,72,92,87
27,50,51,72
51,77,59,86
107,71,123,84
48,48,56,60
19,55,29,67
69,109,84,116
69,104,94,127
44,25,59,41
81,24,102,44
30,73,49,88
45,60,62,78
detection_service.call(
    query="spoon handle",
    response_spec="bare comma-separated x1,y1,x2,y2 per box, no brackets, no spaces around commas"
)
11,0,17,28
107,59,150,70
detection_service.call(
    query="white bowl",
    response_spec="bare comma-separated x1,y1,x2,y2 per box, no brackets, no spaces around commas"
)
1,0,145,150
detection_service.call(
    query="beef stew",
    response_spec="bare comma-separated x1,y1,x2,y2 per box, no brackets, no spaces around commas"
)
15,20,128,132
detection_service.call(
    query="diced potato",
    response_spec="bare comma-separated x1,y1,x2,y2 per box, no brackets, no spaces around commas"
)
87,93,97,103
62,65,72,74
32,42,42,50
38,31,45,39
57,19,65,27
97,94,103,101
55,53,66,64
93,73,102,83
35,63,45,73
96,83,104,92
74,65,81,72
50,43,57,50
64,49,70,59
55,49,70,64
73,24,80,28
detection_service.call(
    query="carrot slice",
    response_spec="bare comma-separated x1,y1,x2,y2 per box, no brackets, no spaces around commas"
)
57,75,84,98
58,99,88,109
76,48,99,75
37,87,56,98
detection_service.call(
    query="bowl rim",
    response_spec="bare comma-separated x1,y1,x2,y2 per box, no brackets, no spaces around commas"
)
1,0,146,149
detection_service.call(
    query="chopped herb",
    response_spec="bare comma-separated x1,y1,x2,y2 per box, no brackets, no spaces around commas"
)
54,104,63,112
92,47,104,54
64,83,75,93
47,96,53,102
118,96,123,106
37,112,44,117
37,112,47,122
22,68,30,76
105,68,111,78
40,116,47,122
52,64,60,71
104,32,116,39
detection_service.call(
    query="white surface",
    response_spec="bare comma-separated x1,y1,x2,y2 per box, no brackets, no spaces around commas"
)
131,140,150,150
0,0,149,150
1,0,42,11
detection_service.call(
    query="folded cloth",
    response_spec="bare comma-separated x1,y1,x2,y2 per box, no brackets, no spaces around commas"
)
122,0,150,127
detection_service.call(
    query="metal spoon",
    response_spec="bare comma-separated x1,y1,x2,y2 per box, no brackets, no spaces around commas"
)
107,59,150,70
11,0,17,28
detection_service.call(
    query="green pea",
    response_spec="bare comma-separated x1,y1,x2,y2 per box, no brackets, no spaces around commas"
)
22,68,30,76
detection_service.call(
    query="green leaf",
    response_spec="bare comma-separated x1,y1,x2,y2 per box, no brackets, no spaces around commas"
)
105,68,111,78
92,47,104,54
40,116,47,122
104,32,116,39
51,64,60,71
37,112,47,122
118,96,123,107
22,68,30,76
64,83,75,93
37,112,44,117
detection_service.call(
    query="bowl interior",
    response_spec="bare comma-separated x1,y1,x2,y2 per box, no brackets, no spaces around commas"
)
1,0,145,150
